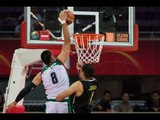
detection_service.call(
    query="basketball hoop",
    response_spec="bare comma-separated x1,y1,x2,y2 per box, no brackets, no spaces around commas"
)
73,34,105,64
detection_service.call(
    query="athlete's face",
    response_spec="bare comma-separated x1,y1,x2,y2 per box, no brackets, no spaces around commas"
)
122,93,129,103
151,93,160,103
104,93,111,102
79,70,85,80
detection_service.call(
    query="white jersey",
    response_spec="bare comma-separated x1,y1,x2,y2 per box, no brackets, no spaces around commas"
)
41,59,70,100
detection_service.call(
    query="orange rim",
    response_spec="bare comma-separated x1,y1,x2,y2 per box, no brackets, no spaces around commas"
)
73,34,104,47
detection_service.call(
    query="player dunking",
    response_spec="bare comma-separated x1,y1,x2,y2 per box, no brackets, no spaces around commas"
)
6,9,72,113
56,63,98,113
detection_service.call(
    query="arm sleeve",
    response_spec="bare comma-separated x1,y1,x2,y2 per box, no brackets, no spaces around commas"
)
15,82,37,103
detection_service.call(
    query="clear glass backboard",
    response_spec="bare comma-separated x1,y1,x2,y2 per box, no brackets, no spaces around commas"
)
21,7,138,51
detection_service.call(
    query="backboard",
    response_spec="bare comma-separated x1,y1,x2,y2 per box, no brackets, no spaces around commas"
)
21,7,138,51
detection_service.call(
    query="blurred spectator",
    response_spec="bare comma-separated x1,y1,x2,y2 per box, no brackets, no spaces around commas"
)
115,92,133,112
99,7,128,33
94,90,112,112
0,91,4,111
4,7,43,37
144,91,160,112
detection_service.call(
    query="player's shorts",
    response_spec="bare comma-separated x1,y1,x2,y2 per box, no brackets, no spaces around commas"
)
45,99,72,113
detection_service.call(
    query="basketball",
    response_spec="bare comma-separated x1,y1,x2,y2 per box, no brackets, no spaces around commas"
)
66,10,75,25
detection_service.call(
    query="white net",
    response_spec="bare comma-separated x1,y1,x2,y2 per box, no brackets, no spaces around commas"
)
73,34,105,64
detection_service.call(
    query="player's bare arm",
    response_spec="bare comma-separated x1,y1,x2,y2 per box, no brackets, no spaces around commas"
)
56,81,83,101
57,10,71,65
32,72,42,86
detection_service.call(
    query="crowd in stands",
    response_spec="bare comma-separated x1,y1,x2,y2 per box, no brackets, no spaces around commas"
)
91,90,160,112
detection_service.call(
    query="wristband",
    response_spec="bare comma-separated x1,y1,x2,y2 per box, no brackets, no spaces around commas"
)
58,17,66,25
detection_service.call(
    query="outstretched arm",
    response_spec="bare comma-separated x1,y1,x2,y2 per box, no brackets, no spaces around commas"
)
57,10,71,66
56,81,83,101
76,62,83,79
6,72,42,112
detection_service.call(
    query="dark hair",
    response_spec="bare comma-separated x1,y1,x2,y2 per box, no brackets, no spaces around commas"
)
82,64,94,78
151,90,160,95
41,50,52,65
103,90,111,96
121,91,129,97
